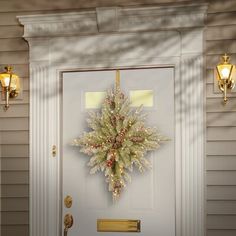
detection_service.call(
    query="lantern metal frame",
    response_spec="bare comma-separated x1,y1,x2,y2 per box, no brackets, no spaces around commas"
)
216,54,235,104
0,66,20,110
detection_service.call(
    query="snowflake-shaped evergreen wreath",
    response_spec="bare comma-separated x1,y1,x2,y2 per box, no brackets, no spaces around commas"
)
72,87,168,200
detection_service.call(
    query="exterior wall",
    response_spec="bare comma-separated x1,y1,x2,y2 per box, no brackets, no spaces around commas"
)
205,2,236,235
0,0,235,236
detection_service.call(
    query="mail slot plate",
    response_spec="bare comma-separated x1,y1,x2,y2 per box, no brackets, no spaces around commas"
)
97,219,141,232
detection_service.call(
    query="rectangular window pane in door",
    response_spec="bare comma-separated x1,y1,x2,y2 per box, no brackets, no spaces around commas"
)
130,90,154,107
85,92,106,109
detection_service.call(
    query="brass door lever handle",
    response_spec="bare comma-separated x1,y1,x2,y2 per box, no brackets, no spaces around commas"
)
64,214,73,236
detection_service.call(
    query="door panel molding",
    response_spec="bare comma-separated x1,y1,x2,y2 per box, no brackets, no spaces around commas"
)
18,3,207,236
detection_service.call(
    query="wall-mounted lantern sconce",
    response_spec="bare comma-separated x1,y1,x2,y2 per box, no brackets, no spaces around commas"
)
0,66,20,110
216,54,235,104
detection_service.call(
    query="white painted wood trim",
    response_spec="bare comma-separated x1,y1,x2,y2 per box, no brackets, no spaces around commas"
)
18,4,208,37
18,3,207,236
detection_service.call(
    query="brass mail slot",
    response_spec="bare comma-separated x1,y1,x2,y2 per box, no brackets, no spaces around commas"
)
97,219,141,232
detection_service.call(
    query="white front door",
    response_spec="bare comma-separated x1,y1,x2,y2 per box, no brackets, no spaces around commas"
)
62,68,175,236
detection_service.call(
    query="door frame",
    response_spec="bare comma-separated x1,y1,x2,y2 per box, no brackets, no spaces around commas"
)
18,3,207,236
61,65,177,236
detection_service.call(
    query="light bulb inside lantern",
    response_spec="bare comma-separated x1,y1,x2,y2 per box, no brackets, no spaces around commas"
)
221,67,230,80
1,76,10,87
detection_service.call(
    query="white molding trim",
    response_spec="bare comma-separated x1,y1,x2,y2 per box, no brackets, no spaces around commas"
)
18,4,207,37
18,3,207,236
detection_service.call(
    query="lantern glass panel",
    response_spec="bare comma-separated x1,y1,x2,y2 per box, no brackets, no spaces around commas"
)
217,64,233,80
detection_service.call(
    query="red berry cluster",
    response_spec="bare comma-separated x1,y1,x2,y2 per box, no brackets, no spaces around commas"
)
106,159,114,167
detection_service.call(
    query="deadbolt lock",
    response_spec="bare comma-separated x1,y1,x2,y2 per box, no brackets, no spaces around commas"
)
64,195,73,208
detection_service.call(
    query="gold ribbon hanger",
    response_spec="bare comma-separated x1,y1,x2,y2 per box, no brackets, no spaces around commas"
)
115,70,120,90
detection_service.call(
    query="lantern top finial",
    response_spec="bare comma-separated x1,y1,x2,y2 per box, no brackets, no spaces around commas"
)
222,54,230,64
4,65,12,74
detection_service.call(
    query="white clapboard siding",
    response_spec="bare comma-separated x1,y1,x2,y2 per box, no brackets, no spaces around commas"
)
0,25,24,38
1,198,29,211
207,127,236,141
207,141,236,155
206,25,236,41
0,104,29,117
0,51,29,64
1,171,29,184
207,0,236,13
207,12,236,26
206,69,214,84
1,184,29,198
0,38,28,51
207,215,236,229
1,212,29,225
207,201,236,215
207,112,236,127
207,156,236,170
0,144,29,157
0,131,28,144
22,77,29,91
207,186,236,200
207,230,236,236
207,98,236,112
206,40,236,55
207,171,236,185
1,157,29,171
1,225,29,236
0,117,29,131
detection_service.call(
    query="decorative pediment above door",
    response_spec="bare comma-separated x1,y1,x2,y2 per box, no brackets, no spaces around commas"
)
18,3,207,236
